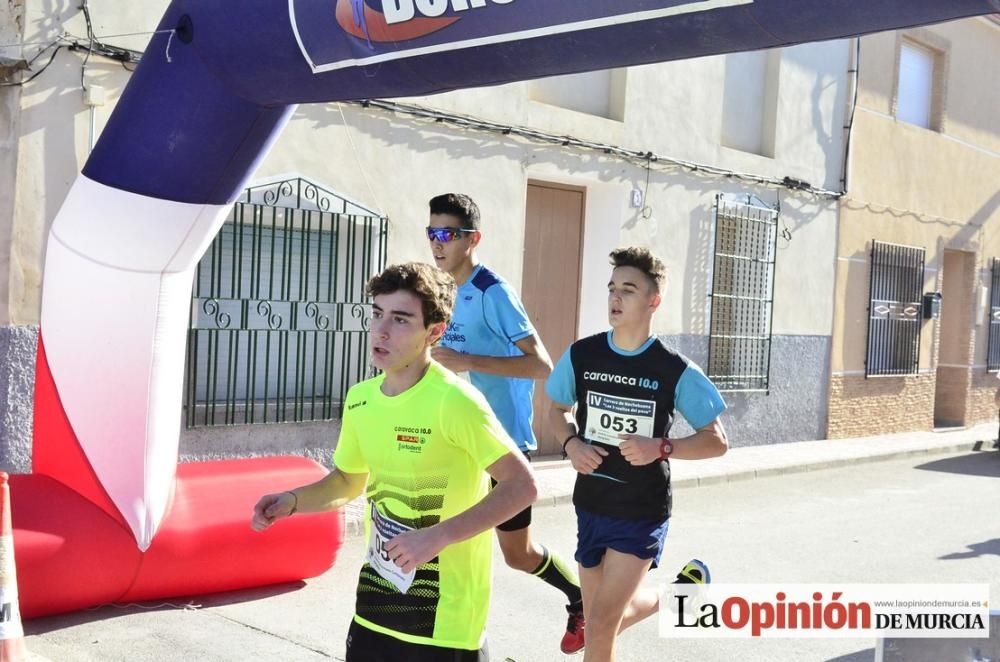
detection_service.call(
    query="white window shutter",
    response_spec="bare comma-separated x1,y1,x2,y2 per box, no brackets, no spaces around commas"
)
897,42,935,129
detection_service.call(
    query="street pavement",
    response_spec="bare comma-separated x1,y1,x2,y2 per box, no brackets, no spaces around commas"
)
22,423,1000,662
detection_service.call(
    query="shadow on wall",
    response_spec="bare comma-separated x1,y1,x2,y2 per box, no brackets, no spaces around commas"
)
681,200,712,336
299,102,788,201
955,188,1000,249
809,57,847,192
840,189,1000,253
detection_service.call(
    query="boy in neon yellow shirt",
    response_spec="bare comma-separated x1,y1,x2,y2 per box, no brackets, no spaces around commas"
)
253,262,537,661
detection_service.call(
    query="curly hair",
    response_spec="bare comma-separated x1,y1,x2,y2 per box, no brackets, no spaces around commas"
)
429,193,481,230
609,246,667,293
366,262,456,327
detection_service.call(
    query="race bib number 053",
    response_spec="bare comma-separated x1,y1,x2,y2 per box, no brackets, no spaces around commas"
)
585,391,656,446
366,502,416,594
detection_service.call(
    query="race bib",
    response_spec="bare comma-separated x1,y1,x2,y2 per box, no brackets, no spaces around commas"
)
584,391,656,446
366,502,416,594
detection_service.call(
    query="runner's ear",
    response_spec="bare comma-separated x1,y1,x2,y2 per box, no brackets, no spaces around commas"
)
427,321,447,346
650,292,662,311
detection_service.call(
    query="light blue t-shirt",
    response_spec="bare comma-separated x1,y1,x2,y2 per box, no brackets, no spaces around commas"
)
441,265,538,451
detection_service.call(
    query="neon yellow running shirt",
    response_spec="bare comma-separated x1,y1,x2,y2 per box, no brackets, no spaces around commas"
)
333,361,516,650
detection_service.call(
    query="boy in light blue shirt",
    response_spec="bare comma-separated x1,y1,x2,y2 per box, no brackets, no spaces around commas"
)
427,193,586,654
442,263,536,448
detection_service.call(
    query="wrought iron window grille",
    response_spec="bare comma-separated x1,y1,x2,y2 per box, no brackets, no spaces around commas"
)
864,240,925,378
707,193,778,393
988,257,1000,372
185,177,388,427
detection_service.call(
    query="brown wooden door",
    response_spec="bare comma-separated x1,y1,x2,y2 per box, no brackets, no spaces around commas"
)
521,181,585,455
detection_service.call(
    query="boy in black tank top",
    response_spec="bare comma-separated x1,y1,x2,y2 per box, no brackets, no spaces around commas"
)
545,247,729,661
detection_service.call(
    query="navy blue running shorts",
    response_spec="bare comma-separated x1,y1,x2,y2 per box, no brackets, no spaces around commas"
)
575,507,670,569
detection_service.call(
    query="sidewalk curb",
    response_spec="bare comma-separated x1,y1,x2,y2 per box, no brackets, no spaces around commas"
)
341,436,996,538
674,438,994,488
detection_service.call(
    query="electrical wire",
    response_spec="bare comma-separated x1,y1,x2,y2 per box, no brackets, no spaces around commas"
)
840,37,862,189
336,102,387,217
0,37,68,49
0,29,167,51
0,40,65,87
80,0,95,91
640,152,653,219
353,99,845,199
1,20,147,88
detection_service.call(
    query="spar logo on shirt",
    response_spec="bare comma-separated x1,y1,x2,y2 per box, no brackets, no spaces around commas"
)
395,425,431,453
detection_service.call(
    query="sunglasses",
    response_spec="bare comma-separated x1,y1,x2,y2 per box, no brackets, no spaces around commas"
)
426,226,475,243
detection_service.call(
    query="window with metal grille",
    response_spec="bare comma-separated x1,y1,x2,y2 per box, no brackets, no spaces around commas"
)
185,178,388,427
707,194,778,392
988,258,1000,372
865,241,924,377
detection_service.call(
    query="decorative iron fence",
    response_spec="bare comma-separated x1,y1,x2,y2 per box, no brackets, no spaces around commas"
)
865,240,924,377
988,258,1000,372
707,194,778,393
185,178,388,427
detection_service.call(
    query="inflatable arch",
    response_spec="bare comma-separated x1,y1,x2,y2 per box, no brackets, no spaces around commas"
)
12,0,995,618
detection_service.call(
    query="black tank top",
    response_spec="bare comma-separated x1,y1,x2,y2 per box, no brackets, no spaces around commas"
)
570,332,691,521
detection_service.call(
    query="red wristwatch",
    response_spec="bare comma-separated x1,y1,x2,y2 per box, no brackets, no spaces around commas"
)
658,437,673,459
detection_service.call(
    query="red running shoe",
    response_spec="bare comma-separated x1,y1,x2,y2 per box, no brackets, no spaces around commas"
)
560,604,585,654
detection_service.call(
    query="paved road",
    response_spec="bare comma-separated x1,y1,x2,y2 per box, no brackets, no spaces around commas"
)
25,449,1000,661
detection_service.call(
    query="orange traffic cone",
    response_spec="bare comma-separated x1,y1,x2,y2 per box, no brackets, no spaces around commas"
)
0,473,25,662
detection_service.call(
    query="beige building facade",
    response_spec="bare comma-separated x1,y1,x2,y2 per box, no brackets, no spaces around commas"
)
829,17,1000,437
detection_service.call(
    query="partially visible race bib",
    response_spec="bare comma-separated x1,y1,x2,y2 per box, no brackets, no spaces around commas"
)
584,391,656,446
366,502,416,594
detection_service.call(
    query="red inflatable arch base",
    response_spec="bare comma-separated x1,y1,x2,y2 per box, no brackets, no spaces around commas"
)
11,338,343,619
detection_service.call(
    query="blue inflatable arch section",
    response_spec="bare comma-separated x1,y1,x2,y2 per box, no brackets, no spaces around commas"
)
31,0,996,581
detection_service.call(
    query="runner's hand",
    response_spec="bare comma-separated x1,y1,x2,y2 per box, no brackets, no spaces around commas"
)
566,437,607,474
385,527,447,573
251,492,296,531
431,346,471,373
619,434,663,466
